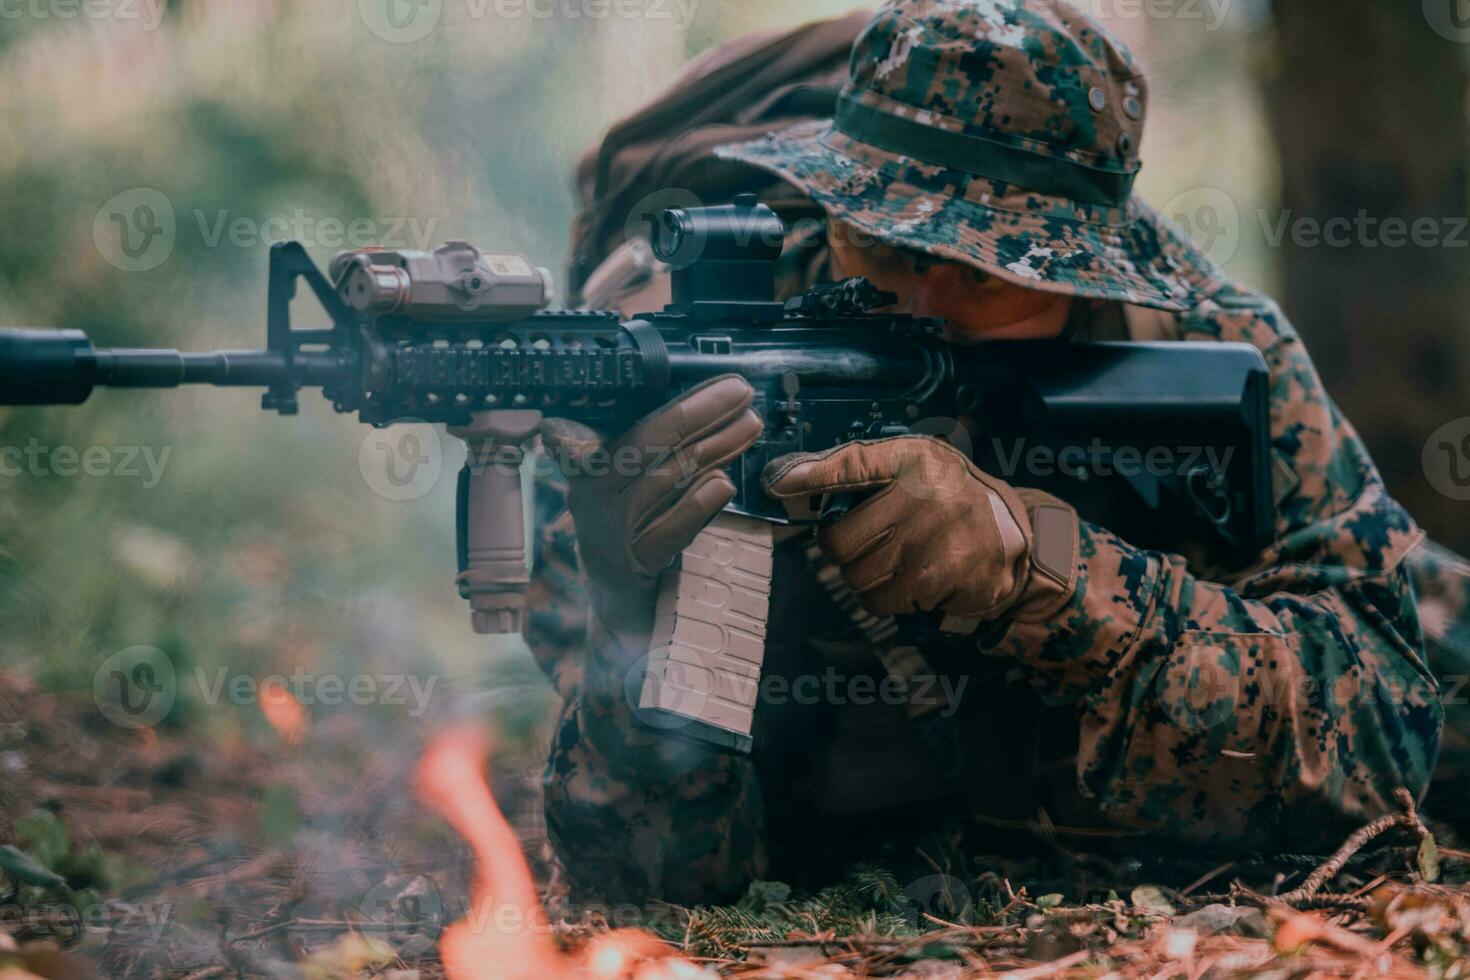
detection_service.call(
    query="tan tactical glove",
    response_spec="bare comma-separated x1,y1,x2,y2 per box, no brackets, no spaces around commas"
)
539,375,763,639
763,436,1079,628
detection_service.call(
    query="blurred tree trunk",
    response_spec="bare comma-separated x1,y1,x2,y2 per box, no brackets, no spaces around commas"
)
1266,0,1470,552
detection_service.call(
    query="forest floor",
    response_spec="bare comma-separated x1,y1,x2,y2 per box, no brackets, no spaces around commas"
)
2,665,1469,979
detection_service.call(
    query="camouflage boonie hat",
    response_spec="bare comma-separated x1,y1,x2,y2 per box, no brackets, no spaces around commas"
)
717,0,1214,311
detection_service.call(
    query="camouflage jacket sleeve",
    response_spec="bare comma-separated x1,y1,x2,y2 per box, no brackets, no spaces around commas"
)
523,469,588,702
528,467,766,906
542,616,768,905
985,281,1441,846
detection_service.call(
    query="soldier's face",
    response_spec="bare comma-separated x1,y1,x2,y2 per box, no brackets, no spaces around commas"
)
827,220,1074,343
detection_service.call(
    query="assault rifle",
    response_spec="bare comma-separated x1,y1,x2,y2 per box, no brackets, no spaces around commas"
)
0,196,1273,751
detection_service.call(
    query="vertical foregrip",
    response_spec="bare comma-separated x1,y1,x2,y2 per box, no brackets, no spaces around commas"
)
639,513,775,753
448,410,546,635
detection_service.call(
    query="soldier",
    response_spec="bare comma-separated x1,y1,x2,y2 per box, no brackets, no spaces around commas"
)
531,0,1444,905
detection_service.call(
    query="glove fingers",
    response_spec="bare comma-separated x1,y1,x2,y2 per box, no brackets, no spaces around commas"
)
838,531,904,595
818,487,918,600
689,407,764,472
764,436,953,500
538,418,606,477
628,470,737,576
613,375,755,462
624,407,762,519
816,484,905,564
854,577,922,618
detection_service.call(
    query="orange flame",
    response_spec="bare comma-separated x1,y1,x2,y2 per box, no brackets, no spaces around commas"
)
415,727,699,980
258,677,307,745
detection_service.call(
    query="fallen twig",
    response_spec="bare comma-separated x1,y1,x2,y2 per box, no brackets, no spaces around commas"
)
1181,861,1236,896
1276,788,1429,905
999,948,1092,978
177,968,229,980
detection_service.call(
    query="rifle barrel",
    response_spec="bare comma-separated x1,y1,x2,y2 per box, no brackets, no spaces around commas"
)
0,327,338,406
89,349,283,387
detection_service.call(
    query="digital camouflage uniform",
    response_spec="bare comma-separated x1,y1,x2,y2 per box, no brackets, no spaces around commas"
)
1410,541,1470,819
528,0,1455,905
